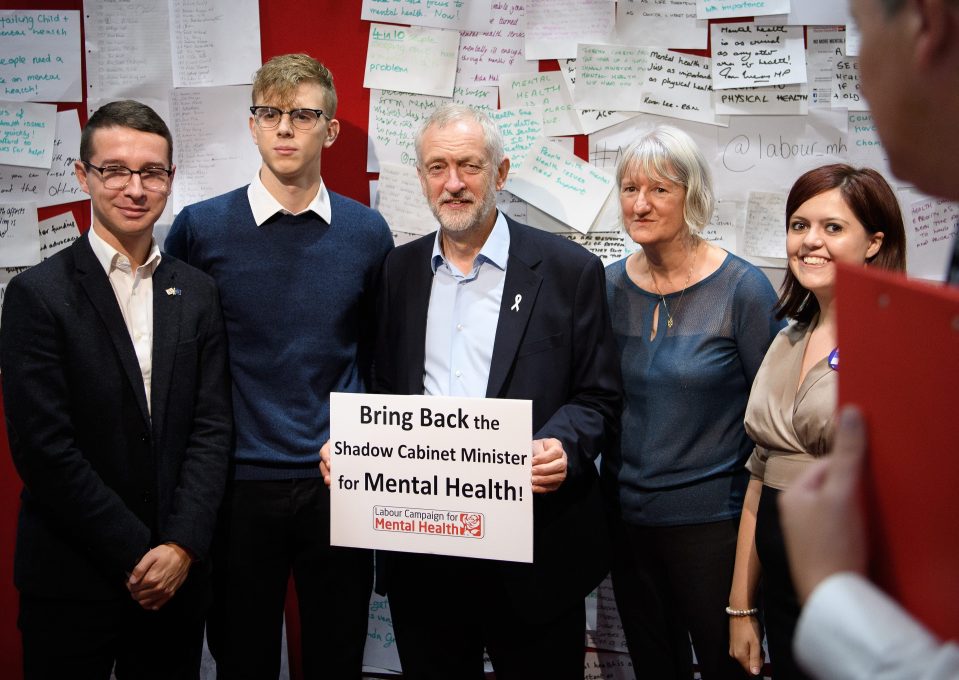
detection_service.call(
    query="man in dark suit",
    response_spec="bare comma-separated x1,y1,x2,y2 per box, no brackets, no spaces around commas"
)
0,100,232,680
327,103,620,679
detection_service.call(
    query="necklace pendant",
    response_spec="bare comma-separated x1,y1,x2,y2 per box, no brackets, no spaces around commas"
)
667,317,674,329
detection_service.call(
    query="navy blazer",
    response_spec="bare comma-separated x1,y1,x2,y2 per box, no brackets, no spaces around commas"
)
0,234,232,600
374,216,622,622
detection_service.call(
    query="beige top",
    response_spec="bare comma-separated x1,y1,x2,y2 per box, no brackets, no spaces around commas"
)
744,316,837,490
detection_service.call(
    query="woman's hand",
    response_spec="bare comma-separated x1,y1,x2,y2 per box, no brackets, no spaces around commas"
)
729,615,764,675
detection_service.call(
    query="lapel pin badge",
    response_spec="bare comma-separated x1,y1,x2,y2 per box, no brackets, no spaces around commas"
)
510,293,522,312
165,287,182,297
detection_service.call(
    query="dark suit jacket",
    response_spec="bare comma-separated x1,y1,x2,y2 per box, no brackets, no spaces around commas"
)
0,233,232,601
374,216,622,622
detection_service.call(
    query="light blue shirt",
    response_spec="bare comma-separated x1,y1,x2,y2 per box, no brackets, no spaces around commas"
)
423,212,510,398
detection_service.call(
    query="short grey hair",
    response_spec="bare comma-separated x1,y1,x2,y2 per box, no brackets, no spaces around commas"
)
414,103,505,170
616,125,714,232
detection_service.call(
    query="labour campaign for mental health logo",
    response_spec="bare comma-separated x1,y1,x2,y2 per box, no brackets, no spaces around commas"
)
373,506,485,539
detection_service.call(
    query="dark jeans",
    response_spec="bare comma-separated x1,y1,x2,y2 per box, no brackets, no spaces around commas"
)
208,477,373,680
20,572,209,680
609,516,749,680
388,552,586,680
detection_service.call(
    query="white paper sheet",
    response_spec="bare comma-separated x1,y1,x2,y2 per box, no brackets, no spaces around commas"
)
456,2,535,87
573,44,651,112
0,203,40,267
489,107,544,170
806,26,845,109
523,0,615,61
558,60,638,136
832,57,868,111
744,190,787,258
715,83,808,116
364,24,460,98
696,0,790,20
361,0,493,31
374,162,438,235
755,2,850,27
38,211,79,259
0,101,57,169
0,10,82,102
366,86,497,172
499,71,582,137
38,109,84,208
907,195,959,281
615,0,706,50
169,0,261,88
169,85,262,214
506,139,615,233
711,23,807,90
84,0,173,108
635,50,728,127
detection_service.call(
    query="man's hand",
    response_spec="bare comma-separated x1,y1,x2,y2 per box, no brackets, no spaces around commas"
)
780,406,869,604
320,440,331,488
531,438,567,493
127,543,193,610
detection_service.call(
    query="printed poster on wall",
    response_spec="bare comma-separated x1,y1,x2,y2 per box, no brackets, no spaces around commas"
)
330,392,533,563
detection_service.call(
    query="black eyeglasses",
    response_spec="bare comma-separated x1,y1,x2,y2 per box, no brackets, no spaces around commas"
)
249,106,330,131
81,161,173,192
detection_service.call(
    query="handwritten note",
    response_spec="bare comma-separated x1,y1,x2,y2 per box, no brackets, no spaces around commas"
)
38,110,84,208
704,199,742,254
367,86,496,172
457,2,533,86
908,196,959,280
489,107,544,170
38,211,79,259
697,0,790,19
584,651,635,680
744,191,787,258
84,0,173,105
506,139,615,234
0,203,40,267
832,57,868,111
715,84,809,116
847,112,886,166
616,0,706,50
374,162,438,235
636,50,727,127
0,10,81,102
169,85,262,214
711,23,807,90
715,109,849,199
524,0,615,61
499,71,582,137
0,101,57,169
362,593,402,673
361,0,493,31
364,24,459,98
169,0,261,88
557,60,638,136
573,44,651,112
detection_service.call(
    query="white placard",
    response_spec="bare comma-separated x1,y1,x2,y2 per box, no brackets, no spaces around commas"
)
330,392,533,562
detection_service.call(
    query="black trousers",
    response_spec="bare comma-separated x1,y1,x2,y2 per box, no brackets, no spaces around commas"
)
19,572,209,680
208,478,373,680
755,486,811,680
387,552,586,680
609,517,749,680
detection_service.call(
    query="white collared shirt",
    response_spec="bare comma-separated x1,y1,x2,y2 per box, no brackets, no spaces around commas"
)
88,227,162,414
246,171,332,226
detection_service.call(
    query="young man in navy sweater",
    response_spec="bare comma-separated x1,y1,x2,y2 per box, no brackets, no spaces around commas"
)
165,53,393,680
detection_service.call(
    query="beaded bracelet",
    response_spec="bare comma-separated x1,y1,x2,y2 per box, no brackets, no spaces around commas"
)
726,606,759,617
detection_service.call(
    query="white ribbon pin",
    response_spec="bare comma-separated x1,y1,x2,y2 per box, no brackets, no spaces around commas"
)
510,294,522,312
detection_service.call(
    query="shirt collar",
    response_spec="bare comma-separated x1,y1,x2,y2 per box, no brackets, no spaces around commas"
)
247,171,332,226
431,211,510,274
87,226,162,276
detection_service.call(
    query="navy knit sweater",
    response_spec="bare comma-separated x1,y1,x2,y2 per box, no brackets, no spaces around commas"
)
166,186,393,480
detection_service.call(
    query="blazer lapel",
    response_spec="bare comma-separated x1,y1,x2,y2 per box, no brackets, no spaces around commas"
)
402,245,434,395
486,223,543,398
74,235,151,424
149,261,181,434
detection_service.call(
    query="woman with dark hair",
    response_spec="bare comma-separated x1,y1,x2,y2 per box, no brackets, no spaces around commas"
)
728,164,907,678
605,125,783,679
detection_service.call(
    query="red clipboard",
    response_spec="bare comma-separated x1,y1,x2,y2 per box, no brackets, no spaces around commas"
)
837,264,959,641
